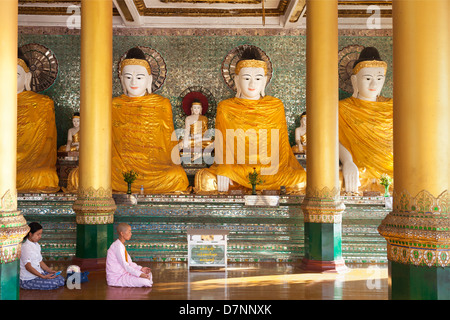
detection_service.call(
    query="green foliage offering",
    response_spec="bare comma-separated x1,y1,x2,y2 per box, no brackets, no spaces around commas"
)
248,168,264,186
123,170,139,184
379,173,393,187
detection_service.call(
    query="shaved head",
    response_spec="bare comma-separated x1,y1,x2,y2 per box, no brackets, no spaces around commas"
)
117,223,131,234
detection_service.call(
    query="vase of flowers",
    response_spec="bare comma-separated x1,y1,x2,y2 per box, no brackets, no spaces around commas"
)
248,168,264,195
379,173,393,197
123,170,138,194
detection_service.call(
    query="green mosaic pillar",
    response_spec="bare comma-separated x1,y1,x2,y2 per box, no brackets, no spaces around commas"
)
72,0,116,271
301,0,345,272
301,192,346,272
378,0,450,300
0,261,19,300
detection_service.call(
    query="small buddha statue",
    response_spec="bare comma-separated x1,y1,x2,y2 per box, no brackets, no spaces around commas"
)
292,112,306,154
112,47,189,194
339,47,393,194
180,99,213,161
17,48,59,193
194,47,306,194
58,112,80,152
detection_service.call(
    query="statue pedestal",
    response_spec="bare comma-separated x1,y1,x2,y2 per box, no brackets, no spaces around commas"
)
56,152,79,188
244,195,280,207
113,194,137,205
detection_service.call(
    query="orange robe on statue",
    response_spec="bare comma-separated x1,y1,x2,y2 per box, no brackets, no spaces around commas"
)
338,96,394,193
17,91,59,193
112,93,189,193
195,96,306,193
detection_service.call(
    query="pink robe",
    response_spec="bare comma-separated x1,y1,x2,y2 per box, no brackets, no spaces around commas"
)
106,239,153,287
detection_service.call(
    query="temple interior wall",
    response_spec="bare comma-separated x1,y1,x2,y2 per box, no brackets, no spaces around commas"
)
18,27,393,149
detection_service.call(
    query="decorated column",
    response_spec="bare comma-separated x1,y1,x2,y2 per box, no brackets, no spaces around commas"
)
301,0,346,272
378,0,449,299
72,0,116,269
0,0,29,300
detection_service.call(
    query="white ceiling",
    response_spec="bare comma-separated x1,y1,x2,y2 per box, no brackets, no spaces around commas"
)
18,0,392,29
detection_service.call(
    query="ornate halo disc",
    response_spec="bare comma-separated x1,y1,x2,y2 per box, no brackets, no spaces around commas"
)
338,45,365,94
221,44,273,92
20,43,58,93
118,46,167,93
179,86,216,118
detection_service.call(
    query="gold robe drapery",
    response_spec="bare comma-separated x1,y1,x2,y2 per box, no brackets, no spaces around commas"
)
195,96,306,193
17,91,59,193
112,94,189,193
339,96,393,193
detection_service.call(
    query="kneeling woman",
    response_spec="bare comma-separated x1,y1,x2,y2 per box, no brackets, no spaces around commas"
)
20,222,65,290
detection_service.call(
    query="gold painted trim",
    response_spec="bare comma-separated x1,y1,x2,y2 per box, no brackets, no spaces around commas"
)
0,209,30,264
18,5,120,16
301,187,345,224
116,0,135,22
135,0,289,17
73,187,116,225
378,189,450,267
159,0,262,3
0,190,17,212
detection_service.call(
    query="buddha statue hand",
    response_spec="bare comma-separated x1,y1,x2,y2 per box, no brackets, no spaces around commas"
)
339,142,360,193
342,160,359,193
217,175,233,192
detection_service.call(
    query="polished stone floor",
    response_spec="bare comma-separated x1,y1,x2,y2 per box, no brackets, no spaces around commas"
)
19,261,388,301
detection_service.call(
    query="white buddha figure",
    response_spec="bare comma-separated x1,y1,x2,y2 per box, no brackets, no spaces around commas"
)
180,99,212,161
292,112,306,154
17,48,59,193
112,47,189,193
194,47,306,193
339,47,393,194
59,112,80,152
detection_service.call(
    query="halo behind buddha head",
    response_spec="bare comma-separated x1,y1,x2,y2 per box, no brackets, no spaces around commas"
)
352,47,387,75
182,91,209,116
222,44,272,92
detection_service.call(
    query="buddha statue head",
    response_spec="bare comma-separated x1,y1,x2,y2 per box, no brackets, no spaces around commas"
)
191,99,203,116
234,47,268,100
351,47,387,101
300,111,306,128
72,112,80,128
17,48,32,94
120,47,152,97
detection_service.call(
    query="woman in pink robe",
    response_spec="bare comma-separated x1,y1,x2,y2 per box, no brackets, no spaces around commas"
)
106,223,152,287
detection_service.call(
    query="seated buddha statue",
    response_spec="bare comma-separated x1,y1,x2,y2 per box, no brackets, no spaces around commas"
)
16,48,59,193
292,111,306,154
194,47,306,193
179,99,213,161
112,47,189,194
58,112,80,152
339,47,393,194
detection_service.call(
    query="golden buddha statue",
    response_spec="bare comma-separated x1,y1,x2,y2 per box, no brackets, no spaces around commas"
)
339,47,393,194
194,47,306,193
112,47,189,194
58,112,80,152
292,111,306,154
16,48,59,193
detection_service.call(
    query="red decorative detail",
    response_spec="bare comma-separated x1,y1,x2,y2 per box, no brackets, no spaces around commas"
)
182,92,209,116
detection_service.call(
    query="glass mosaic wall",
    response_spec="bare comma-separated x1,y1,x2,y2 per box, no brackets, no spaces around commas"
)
18,31,393,149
